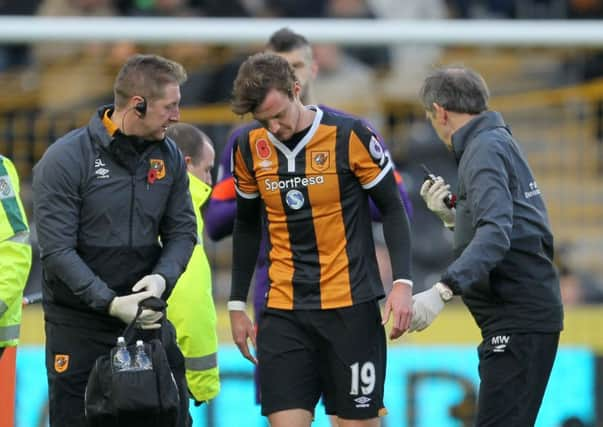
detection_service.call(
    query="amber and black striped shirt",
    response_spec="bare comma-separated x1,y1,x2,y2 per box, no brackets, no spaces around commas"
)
233,107,396,310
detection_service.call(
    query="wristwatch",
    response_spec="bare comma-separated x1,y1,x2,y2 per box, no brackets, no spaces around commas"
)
435,282,454,302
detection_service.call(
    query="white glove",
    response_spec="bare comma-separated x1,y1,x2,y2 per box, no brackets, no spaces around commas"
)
409,285,446,332
132,274,166,299
108,291,161,328
135,309,163,330
420,178,455,228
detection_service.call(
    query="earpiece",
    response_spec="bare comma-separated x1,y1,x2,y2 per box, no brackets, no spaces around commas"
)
134,97,147,117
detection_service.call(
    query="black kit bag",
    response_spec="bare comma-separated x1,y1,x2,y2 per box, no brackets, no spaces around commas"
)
85,297,180,427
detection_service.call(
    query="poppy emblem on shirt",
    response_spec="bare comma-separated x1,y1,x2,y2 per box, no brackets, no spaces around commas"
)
149,159,166,180
54,354,70,373
256,139,271,160
311,151,329,171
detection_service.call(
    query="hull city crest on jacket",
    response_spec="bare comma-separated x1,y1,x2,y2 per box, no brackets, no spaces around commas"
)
149,159,166,180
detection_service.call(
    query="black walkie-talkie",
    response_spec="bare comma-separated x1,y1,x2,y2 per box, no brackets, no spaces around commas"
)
421,164,456,209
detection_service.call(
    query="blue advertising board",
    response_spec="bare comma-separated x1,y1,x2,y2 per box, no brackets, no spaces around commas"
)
16,345,594,427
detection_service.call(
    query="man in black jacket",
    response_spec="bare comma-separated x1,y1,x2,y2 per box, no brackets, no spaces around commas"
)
33,54,197,426
411,66,563,426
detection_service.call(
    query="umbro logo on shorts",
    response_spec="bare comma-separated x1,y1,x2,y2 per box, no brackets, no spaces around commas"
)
354,396,371,408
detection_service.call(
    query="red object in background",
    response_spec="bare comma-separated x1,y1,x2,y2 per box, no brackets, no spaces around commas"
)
0,346,17,427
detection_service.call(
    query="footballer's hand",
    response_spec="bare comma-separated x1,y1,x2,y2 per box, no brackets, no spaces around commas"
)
381,280,413,339
229,308,257,365
132,274,166,299
420,178,455,227
409,286,445,332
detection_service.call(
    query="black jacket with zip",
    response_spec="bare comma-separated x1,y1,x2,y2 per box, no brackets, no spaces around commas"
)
441,111,563,338
33,106,196,329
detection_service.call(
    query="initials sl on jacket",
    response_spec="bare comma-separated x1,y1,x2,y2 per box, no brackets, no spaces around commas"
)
95,158,110,179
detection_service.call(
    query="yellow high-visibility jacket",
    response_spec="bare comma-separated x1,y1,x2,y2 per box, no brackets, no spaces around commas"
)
0,155,32,348
167,173,219,402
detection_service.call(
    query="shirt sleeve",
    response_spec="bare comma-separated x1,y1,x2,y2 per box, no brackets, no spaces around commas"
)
33,142,116,312
232,135,259,199
347,121,412,281
204,178,237,241
348,121,393,189
205,132,238,241
366,169,412,281
0,239,32,318
0,157,31,317
0,156,28,240
441,138,513,294
229,194,262,302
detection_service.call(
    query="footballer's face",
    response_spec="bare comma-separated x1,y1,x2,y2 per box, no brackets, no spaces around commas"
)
253,83,303,141
272,46,317,103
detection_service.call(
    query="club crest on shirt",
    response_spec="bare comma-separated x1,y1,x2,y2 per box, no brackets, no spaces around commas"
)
54,354,70,373
256,139,272,160
311,151,329,171
149,159,166,180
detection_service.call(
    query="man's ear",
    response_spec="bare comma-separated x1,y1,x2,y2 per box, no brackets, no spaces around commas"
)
432,103,447,124
292,81,302,99
184,155,193,169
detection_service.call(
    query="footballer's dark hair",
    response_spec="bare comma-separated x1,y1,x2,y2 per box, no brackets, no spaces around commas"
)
266,28,310,53
231,53,296,115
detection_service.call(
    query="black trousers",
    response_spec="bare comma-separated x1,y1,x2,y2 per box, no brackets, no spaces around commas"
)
475,332,560,427
45,319,191,427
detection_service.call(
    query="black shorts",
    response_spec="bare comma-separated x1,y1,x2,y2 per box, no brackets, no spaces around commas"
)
257,300,386,419
476,332,560,427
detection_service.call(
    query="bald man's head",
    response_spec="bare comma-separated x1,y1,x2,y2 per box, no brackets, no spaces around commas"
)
167,123,215,185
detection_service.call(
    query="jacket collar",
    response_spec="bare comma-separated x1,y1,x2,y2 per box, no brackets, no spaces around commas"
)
451,111,508,162
88,105,115,149
88,105,168,151
188,173,212,208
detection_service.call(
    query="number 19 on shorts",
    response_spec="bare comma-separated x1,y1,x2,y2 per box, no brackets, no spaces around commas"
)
349,362,376,395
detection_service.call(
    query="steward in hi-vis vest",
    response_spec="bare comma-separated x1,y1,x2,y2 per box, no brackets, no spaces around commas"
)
0,155,32,353
166,124,220,403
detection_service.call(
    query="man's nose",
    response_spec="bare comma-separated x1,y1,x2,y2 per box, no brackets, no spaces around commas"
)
170,106,180,122
268,120,280,134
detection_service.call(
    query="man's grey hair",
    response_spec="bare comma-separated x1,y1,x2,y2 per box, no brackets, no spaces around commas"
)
419,66,489,114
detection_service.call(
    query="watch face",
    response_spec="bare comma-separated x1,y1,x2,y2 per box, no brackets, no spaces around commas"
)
436,283,453,301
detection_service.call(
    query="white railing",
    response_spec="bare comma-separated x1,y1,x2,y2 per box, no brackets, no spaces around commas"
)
0,17,603,46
